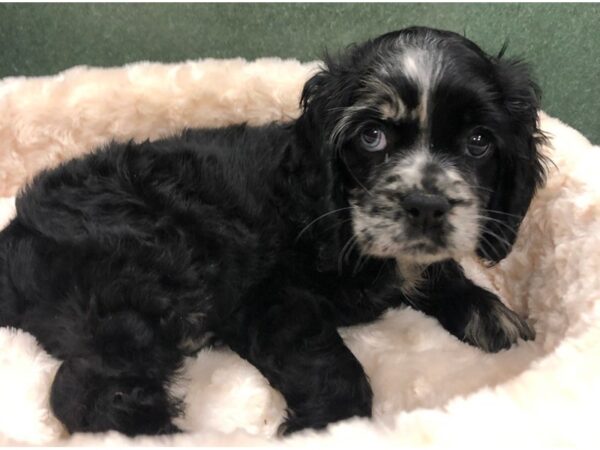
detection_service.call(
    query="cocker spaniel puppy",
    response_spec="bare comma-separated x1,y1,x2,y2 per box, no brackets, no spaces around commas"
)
0,26,546,436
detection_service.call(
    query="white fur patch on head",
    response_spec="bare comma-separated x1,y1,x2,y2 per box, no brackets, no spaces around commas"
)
331,43,445,148
399,47,443,126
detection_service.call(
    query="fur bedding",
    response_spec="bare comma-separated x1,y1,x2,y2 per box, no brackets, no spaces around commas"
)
0,58,599,446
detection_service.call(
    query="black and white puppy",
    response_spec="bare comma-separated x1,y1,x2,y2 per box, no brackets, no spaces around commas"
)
0,27,546,436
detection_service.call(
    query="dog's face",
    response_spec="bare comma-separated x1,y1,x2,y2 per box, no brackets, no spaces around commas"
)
300,27,546,266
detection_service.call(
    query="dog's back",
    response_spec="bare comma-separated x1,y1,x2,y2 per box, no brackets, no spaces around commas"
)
0,119,343,435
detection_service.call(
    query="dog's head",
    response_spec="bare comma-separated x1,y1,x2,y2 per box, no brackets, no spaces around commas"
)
299,26,547,266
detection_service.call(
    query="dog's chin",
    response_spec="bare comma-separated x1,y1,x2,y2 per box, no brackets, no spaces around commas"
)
400,246,452,265
360,236,475,266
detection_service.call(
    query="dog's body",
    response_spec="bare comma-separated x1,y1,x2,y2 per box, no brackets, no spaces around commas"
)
0,27,546,436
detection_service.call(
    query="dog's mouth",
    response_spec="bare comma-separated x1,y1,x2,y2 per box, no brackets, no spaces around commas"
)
351,189,479,264
348,149,482,264
406,240,441,253
352,206,443,256
357,227,453,264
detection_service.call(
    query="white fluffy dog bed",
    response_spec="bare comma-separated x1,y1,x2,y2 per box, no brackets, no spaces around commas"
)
0,58,599,447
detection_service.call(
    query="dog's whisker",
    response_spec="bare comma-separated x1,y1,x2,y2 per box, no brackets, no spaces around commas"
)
338,233,360,275
321,217,354,235
477,232,501,263
352,250,370,276
462,183,495,194
473,215,518,236
481,208,525,220
295,207,355,242
344,235,360,265
484,229,513,250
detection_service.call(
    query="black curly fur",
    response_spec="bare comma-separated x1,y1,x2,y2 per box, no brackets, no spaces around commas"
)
0,27,546,436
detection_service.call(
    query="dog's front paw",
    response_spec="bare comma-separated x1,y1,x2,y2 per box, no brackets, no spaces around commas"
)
276,369,373,437
463,292,535,353
277,401,372,437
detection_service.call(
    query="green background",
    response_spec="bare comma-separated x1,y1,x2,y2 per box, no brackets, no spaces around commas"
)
1,3,598,143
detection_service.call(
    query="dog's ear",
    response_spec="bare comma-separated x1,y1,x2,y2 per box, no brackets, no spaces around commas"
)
297,51,365,149
295,50,369,272
297,68,330,145
477,58,548,263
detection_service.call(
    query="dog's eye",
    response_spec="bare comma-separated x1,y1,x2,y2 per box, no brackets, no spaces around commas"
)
360,127,387,152
466,132,493,158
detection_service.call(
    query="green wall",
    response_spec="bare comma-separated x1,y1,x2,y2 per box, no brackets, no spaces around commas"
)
1,3,598,143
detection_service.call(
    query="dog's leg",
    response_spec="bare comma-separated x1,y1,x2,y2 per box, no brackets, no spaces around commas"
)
222,285,373,435
409,260,535,353
48,309,184,436
50,355,181,436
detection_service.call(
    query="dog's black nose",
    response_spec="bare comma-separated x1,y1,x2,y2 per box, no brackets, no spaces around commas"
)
402,193,451,228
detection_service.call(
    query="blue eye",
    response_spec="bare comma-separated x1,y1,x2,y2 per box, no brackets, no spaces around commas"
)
360,127,387,152
466,131,494,157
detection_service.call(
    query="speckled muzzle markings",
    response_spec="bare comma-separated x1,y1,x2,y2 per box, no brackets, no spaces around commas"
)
350,148,480,264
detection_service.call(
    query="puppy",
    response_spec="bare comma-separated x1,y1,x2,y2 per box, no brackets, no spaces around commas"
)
0,26,546,436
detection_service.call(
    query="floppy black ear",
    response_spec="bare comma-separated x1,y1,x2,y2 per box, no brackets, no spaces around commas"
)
294,49,372,272
296,48,369,149
296,68,333,147
477,58,548,263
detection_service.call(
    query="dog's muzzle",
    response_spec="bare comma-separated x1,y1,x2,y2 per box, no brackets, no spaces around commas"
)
351,150,480,263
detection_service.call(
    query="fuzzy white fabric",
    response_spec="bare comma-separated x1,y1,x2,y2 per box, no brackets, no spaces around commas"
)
0,58,599,447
